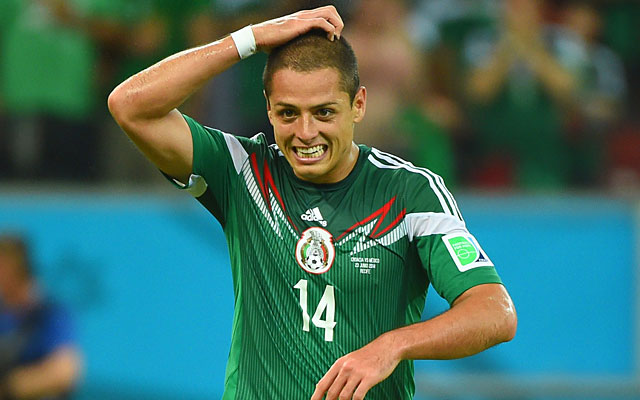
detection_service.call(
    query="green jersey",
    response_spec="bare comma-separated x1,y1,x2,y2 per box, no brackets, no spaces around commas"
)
171,115,502,399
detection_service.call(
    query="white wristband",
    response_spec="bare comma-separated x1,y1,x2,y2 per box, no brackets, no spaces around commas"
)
230,25,257,59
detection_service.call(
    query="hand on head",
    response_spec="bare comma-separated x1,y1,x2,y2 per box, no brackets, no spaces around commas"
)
252,6,345,52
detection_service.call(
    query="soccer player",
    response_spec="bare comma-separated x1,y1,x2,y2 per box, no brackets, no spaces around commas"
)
108,6,517,400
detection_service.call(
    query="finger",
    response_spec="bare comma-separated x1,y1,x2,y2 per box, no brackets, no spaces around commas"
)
313,6,344,37
324,373,350,400
352,378,375,400
301,17,337,41
325,7,345,38
297,6,344,38
310,366,339,400
338,376,362,400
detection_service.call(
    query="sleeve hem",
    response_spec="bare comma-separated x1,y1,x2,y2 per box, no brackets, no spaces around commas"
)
161,172,208,198
446,275,504,305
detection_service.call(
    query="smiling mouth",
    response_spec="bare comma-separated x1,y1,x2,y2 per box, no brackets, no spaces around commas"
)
295,145,327,159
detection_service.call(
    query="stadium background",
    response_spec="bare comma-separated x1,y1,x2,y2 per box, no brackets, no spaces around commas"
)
1,0,639,399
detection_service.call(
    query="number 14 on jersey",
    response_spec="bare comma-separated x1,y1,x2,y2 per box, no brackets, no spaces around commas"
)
294,279,336,342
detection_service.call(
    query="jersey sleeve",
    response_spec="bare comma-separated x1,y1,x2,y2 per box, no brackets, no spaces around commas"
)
405,171,502,305
164,114,254,224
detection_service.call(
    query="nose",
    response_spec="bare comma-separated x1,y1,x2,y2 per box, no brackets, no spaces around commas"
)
296,113,318,144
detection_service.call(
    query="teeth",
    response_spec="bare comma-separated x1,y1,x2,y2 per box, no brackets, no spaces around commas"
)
296,145,325,158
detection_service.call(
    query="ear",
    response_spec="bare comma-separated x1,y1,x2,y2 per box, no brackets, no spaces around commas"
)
264,90,274,125
351,86,367,123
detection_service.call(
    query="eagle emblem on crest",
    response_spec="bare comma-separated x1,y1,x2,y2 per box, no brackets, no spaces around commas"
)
295,227,335,274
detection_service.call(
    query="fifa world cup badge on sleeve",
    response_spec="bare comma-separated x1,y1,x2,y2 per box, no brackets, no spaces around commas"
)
296,227,335,274
442,234,494,272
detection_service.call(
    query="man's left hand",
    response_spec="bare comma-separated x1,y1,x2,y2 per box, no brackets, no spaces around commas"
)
310,334,401,400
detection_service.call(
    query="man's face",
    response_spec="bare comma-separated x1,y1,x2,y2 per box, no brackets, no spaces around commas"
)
266,68,366,184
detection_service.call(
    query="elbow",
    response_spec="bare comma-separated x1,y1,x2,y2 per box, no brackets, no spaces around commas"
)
107,86,129,127
498,296,518,344
107,84,166,135
483,285,518,346
501,308,518,343
108,83,146,132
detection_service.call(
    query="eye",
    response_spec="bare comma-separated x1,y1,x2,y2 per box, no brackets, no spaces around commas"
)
316,108,334,119
278,109,297,121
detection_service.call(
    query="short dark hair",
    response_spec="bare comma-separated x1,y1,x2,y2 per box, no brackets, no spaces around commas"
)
263,30,360,102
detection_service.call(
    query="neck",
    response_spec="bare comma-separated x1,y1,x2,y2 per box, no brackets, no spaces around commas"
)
335,142,360,183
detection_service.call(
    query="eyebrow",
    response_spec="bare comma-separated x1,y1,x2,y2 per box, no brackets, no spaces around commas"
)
274,101,339,109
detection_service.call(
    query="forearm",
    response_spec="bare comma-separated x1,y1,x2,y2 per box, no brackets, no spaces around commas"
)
385,284,517,361
107,6,343,182
109,4,343,123
311,284,517,399
109,35,239,122
4,347,82,399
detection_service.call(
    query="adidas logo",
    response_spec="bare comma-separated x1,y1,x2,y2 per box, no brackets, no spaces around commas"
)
301,207,327,227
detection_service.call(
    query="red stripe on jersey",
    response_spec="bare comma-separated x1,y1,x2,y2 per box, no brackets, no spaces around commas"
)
336,196,405,241
371,207,406,239
262,159,299,232
250,153,269,206
249,153,299,232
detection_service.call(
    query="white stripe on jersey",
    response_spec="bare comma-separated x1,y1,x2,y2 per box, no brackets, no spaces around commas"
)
239,159,298,240
367,155,451,215
431,171,463,220
370,148,462,220
270,143,285,157
405,212,468,242
223,133,249,174
368,148,462,221
241,162,282,238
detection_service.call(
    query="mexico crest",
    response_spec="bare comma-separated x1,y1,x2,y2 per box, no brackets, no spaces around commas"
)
295,227,335,274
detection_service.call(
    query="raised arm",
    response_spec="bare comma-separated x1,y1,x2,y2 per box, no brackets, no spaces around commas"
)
312,283,517,400
107,6,344,183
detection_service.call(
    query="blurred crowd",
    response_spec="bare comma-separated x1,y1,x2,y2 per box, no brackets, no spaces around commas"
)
0,0,639,192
